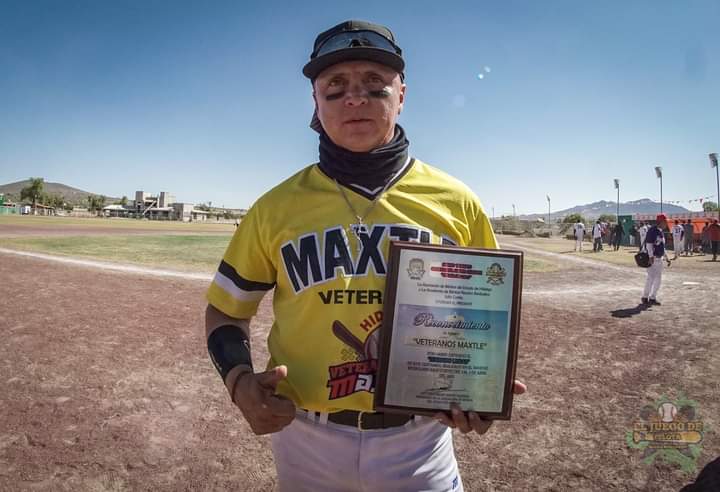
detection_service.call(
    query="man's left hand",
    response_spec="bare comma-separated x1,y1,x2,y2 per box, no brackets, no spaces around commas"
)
434,380,527,434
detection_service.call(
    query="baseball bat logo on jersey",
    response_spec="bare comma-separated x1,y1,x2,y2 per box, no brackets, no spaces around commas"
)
327,316,381,400
280,223,456,293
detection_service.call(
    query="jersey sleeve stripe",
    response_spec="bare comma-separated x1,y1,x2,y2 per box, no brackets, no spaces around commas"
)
218,260,275,291
212,271,269,302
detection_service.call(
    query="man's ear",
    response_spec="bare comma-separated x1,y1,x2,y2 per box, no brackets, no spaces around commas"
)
397,83,406,115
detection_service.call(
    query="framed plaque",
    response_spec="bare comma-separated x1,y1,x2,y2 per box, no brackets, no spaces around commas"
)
374,241,522,419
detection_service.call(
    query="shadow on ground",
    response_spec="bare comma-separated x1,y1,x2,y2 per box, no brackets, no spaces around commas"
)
610,303,652,318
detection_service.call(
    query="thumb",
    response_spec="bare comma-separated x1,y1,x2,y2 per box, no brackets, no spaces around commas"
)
256,365,288,390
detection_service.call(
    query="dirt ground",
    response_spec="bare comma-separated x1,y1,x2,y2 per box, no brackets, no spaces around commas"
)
0,234,718,491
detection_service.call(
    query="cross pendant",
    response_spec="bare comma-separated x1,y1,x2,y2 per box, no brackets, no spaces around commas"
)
350,223,368,253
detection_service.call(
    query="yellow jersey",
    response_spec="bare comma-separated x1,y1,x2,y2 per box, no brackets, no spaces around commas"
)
206,159,498,412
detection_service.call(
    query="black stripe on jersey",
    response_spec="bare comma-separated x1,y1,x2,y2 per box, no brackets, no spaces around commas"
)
318,158,416,201
218,260,275,291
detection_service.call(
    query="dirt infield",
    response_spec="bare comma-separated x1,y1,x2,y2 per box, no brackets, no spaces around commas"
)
1,239,718,491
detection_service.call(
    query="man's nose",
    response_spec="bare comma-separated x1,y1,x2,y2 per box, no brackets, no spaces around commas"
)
344,83,369,106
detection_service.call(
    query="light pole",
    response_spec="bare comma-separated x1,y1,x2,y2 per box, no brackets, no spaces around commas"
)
654,166,663,213
512,204,516,217
614,179,620,220
710,153,719,220
546,195,551,233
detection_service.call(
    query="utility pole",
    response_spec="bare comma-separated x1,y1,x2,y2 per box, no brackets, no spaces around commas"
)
614,179,620,220
546,195,551,234
654,166,663,213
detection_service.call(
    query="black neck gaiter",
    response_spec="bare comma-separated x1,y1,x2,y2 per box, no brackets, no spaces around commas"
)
318,124,411,197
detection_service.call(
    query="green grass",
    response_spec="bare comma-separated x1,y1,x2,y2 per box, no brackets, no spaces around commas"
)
1,235,231,272
1,229,560,274
0,214,235,233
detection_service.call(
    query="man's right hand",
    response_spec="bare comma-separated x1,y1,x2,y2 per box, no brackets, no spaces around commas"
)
227,365,296,435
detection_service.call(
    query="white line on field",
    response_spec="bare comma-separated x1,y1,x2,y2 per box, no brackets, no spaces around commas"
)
499,241,647,275
0,247,213,281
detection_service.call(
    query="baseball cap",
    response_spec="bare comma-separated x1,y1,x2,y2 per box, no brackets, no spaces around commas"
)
656,214,667,222
303,20,405,80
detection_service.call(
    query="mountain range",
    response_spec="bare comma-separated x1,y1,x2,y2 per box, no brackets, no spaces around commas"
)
0,179,119,206
0,180,695,217
519,199,691,221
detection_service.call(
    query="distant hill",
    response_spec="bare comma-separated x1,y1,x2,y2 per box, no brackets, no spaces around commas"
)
520,199,690,221
0,180,120,206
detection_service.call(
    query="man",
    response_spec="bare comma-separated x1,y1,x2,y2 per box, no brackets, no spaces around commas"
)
611,222,623,251
592,220,603,252
573,220,585,251
642,214,671,305
700,222,711,255
670,219,684,260
204,20,526,492
638,221,648,252
683,219,694,256
708,218,720,261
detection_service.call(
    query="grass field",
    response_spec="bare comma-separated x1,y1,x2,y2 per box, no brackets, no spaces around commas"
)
1,231,559,274
0,214,236,233
1,235,232,272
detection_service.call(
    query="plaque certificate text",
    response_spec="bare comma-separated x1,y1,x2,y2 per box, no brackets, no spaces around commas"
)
375,242,522,419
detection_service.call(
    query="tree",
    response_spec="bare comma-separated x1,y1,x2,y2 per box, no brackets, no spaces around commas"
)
598,213,617,223
563,213,586,224
43,193,65,209
120,195,128,206
86,194,107,213
20,177,44,214
703,201,718,212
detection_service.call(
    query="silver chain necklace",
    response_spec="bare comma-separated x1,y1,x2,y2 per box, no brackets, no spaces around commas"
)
333,176,397,252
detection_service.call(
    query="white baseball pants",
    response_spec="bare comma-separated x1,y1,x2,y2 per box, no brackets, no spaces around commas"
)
575,237,583,251
271,411,463,492
673,238,683,258
643,258,663,300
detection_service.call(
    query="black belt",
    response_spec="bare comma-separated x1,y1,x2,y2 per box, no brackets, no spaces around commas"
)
317,410,413,430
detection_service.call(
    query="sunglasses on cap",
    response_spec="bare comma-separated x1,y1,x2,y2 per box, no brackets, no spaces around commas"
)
314,30,402,58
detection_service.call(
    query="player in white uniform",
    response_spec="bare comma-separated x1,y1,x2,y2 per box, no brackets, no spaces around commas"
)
204,20,526,492
573,221,585,251
671,220,684,260
638,222,648,252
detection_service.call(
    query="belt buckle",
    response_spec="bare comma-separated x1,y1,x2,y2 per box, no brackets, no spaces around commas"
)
357,411,365,431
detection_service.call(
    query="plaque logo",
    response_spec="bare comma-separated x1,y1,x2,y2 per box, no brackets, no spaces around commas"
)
486,262,506,285
406,258,426,280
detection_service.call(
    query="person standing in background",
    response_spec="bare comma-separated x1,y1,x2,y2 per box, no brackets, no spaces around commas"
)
708,219,720,261
592,220,603,252
573,220,585,252
683,219,694,256
638,221,648,252
642,214,671,306
671,220,684,260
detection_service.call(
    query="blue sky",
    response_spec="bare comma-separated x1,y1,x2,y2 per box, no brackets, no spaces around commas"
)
1,0,718,215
